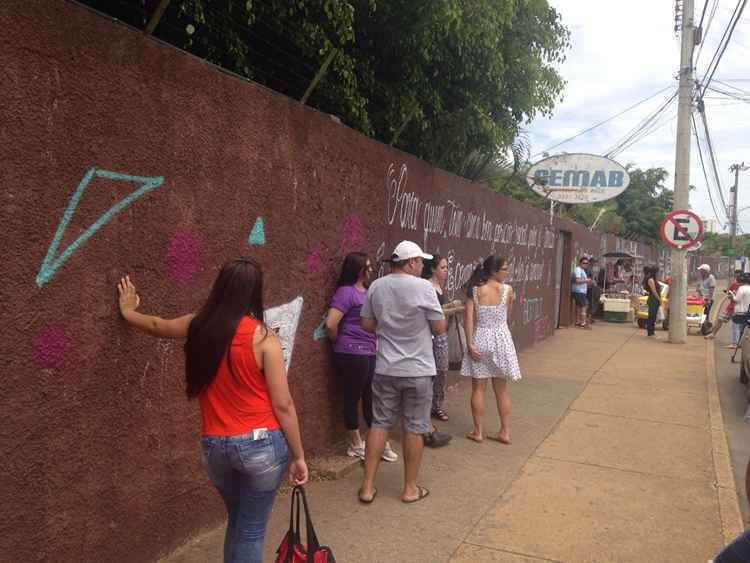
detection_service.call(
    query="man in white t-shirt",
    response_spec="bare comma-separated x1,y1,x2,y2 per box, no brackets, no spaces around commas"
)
572,256,592,329
358,240,446,504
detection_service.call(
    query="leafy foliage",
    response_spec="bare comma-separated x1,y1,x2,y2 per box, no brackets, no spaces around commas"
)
77,0,569,178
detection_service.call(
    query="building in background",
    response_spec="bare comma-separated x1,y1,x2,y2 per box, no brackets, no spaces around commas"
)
701,216,721,234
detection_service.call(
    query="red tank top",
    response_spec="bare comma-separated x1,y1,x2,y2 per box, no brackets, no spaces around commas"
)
199,317,280,436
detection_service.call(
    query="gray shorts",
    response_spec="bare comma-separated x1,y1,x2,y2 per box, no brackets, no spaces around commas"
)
371,374,433,434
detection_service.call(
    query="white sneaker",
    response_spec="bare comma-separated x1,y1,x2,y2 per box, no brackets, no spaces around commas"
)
381,443,399,462
346,443,365,459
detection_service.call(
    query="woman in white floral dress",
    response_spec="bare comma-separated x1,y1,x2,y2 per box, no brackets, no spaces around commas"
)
461,255,521,444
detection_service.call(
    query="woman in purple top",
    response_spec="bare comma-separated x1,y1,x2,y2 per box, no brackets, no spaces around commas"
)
325,252,398,462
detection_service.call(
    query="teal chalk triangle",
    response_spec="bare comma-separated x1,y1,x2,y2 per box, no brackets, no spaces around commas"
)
248,217,266,246
35,167,165,288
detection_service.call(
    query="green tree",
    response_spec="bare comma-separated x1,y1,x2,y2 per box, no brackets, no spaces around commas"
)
78,0,569,178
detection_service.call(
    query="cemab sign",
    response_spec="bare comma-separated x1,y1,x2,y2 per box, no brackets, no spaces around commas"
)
526,153,630,203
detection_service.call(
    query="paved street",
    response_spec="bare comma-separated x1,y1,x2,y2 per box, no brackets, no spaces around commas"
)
163,322,744,563
714,322,750,522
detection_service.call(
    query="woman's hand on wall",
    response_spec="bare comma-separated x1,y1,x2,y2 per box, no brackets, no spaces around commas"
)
118,275,140,316
116,275,193,338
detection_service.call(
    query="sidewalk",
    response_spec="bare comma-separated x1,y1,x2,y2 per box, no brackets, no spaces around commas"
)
163,323,743,563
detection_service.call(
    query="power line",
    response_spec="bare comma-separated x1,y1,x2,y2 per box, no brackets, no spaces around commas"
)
714,79,750,97
706,85,750,102
696,0,721,62
691,113,726,224
698,0,711,30
532,85,674,157
610,111,678,158
604,90,677,157
700,0,748,97
697,104,729,211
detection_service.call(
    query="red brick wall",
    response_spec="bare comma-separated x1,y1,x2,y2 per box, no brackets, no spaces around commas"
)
0,1,708,561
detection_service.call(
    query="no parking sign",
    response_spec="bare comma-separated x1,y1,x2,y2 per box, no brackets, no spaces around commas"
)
659,209,703,250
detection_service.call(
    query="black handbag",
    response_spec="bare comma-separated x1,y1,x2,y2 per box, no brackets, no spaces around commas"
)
275,486,335,563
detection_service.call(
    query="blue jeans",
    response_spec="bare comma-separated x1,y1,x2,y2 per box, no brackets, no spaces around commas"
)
715,528,750,562
201,429,289,563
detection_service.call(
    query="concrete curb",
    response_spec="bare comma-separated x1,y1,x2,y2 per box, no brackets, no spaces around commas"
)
706,341,746,544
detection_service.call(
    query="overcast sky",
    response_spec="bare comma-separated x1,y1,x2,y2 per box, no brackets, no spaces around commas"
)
527,0,750,233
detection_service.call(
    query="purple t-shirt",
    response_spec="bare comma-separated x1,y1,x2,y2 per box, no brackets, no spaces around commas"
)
330,285,376,356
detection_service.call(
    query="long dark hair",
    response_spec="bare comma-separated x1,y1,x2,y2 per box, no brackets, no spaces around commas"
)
642,265,658,292
465,255,507,296
184,257,265,399
421,254,445,279
336,252,369,288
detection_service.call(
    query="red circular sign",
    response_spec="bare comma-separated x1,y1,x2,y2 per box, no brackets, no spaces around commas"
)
659,209,703,250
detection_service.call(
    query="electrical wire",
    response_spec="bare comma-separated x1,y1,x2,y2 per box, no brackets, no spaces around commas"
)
692,113,727,224
604,91,677,158
531,85,674,157
696,0,721,63
700,0,748,98
698,0,711,30
609,111,678,159
697,106,729,211
714,79,750,97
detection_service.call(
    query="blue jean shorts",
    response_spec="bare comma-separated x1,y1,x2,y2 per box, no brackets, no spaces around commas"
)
572,292,588,307
371,374,433,434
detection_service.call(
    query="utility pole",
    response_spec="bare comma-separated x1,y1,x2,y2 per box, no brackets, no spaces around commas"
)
669,0,696,344
729,162,748,253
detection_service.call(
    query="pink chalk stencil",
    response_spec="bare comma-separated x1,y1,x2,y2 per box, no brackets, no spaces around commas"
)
342,214,363,251
34,326,69,369
307,246,323,274
167,230,200,284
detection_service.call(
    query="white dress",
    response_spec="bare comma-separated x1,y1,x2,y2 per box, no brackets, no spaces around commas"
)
461,284,522,381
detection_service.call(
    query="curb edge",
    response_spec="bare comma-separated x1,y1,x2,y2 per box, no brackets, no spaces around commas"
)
706,340,745,544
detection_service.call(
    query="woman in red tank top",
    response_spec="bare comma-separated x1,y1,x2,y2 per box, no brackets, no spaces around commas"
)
117,258,307,563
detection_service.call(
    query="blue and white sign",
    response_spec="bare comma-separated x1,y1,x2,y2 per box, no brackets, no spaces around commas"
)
526,153,630,204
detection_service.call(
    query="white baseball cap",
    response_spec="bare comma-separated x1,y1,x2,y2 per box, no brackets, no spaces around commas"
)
697,264,711,272
391,240,432,261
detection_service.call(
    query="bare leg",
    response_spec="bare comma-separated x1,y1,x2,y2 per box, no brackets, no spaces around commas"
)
347,429,364,448
401,432,424,501
706,317,725,339
487,377,511,444
468,379,487,441
360,427,387,500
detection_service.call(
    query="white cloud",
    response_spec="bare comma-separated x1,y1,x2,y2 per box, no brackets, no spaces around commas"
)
528,0,750,232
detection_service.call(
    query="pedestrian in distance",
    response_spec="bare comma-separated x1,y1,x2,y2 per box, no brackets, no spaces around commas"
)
357,241,447,505
696,263,717,320
728,272,750,351
586,257,601,323
325,252,398,462
642,265,661,338
422,254,452,422
420,255,457,448
572,256,593,329
462,255,522,445
116,258,308,563
706,269,742,342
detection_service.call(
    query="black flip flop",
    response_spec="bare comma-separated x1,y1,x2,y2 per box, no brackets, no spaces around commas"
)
402,486,430,504
358,488,377,504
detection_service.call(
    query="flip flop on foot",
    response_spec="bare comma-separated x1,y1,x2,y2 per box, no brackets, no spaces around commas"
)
466,432,483,443
402,486,430,504
358,488,377,504
487,434,511,445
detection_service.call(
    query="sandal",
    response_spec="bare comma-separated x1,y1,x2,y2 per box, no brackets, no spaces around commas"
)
358,488,377,504
431,408,449,422
402,485,430,504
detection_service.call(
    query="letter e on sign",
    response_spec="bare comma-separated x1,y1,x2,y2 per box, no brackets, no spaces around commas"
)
659,210,703,250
